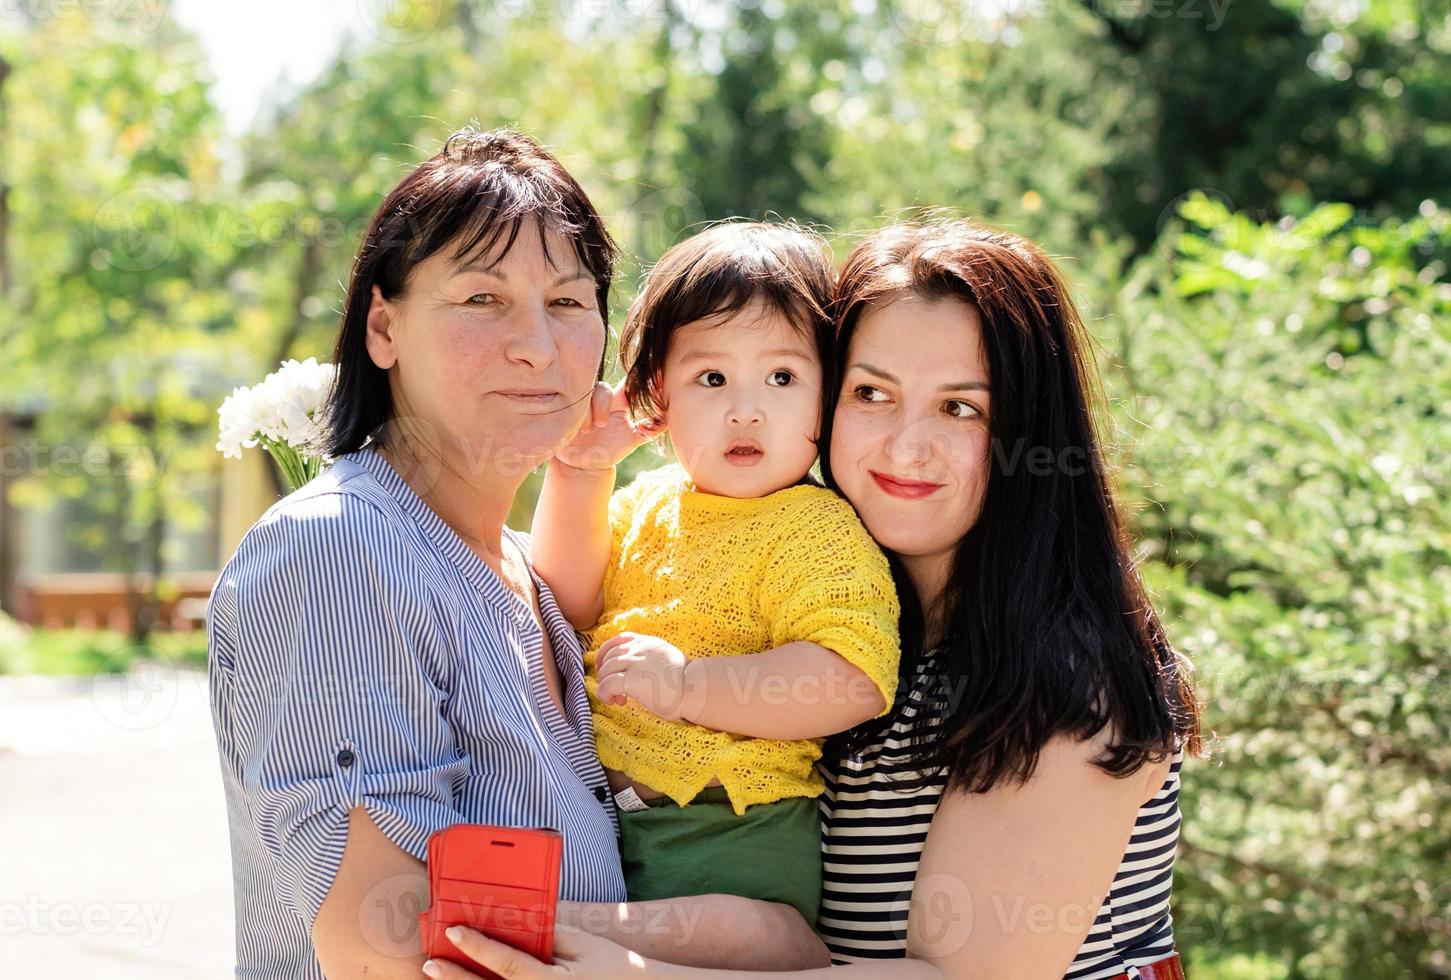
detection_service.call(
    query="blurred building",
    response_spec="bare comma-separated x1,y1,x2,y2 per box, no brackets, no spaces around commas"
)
0,411,275,632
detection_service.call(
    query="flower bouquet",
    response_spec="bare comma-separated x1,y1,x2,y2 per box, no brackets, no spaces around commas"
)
216,357,337,492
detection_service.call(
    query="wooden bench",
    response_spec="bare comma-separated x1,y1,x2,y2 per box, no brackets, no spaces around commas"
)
15,572,218,632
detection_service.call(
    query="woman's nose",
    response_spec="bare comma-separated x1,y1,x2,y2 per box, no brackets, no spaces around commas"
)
884,416,937,468
502,303,559,369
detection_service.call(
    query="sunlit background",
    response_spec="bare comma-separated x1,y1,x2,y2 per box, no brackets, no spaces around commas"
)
0,0,1447,976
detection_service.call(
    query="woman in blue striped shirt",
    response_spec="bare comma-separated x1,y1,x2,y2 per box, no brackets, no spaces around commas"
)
438,220,1201,979
206,129,828,979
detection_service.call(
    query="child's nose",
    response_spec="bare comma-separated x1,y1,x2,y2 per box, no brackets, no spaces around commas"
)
727,398,764,426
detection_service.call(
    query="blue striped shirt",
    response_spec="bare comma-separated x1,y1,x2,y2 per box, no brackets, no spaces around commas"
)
207,446,626,979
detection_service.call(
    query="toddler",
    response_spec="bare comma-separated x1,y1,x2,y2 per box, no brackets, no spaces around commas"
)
533,222,900,926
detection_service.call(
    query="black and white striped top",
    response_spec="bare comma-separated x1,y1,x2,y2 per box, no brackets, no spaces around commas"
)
818,648,1183,978
207,447,626,979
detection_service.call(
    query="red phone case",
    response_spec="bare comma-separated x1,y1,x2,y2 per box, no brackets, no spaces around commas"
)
417,824,563,979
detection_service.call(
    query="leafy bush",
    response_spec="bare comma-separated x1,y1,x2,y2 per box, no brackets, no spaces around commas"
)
1093,197,1450,977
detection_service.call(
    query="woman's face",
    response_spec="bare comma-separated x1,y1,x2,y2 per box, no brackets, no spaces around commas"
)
366,220,606,477
830,292,992,589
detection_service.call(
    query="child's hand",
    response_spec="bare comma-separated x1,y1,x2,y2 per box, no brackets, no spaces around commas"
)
555,381,666,473
595,632,697,722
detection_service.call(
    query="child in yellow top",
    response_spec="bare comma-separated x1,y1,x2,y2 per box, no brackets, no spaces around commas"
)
532,221,900,926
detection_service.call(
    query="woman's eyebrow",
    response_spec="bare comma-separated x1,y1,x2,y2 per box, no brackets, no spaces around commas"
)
453,263,591,287
851,361,990,392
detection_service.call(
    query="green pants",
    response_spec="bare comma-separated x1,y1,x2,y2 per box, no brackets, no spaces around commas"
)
616,786,822,927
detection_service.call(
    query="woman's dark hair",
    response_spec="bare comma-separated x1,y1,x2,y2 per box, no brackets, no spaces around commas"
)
820,219,1202,794
322,127,617,456
618,220,835,427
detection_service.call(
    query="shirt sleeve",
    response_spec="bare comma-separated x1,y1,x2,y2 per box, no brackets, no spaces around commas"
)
207,493,468,927
757,493,902,718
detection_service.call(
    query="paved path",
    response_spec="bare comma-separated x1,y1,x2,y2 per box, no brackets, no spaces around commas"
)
0,666,235,978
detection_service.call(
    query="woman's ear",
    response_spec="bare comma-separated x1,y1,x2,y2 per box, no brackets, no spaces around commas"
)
365,285,399,370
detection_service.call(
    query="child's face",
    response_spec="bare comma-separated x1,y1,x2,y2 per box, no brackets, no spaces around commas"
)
658,301,823,498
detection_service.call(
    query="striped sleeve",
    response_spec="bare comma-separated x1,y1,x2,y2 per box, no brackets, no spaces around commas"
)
209,494,468,926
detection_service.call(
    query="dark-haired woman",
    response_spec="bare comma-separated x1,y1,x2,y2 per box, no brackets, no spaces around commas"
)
435,220,1200,980
205,130,828,979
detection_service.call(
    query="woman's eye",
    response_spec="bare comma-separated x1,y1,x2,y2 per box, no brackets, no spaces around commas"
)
767,370,794,387
944,400,981,419
465,293,497,305
552,297,583,308
697,371,727,388
853,384,887,403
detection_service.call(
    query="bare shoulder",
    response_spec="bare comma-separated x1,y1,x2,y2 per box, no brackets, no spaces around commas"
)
932,731,1170,826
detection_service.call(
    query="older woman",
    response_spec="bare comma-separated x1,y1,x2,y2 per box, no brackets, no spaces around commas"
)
205,129,826,979
437,219,1200,980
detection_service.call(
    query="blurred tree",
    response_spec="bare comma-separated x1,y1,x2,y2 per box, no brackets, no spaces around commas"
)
667,0,844,223
1076,0,1451,251
2,13,231,640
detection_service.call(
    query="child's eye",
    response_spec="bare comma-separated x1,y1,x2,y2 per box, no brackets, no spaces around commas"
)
854,384,887,403
696,371,727,388
944,400,981,419
466,293,498,305
767,370,794,387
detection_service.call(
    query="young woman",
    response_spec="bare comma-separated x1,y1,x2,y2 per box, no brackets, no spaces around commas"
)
205,129,827,980
432,219,1201,980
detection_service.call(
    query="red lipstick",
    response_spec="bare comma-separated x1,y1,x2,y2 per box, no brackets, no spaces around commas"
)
870,470,944,500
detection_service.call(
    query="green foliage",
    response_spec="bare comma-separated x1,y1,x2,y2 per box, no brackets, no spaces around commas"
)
1093,196,1450,976
0,627,208,675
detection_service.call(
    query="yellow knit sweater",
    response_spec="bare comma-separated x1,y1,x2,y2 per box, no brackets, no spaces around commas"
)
580,464,901,815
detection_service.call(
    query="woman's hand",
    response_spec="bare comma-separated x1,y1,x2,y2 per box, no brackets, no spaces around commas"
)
594,632,699,722
422,923,659,979
555,381,665,474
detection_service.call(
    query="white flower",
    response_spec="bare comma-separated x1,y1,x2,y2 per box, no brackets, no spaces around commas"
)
216,385,261,459
215,358,337,459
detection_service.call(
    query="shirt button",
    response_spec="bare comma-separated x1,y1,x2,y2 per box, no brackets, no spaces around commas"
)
593,785,608,802
337,748,355,768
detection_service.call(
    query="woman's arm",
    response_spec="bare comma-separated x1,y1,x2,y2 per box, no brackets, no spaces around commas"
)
559,893,830,970
313,807,430,978
892,732,1167,979
594,637,887,741
429,733,1169,980
312,817,832,976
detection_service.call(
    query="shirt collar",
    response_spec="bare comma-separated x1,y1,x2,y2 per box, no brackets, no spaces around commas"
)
343,445,535,628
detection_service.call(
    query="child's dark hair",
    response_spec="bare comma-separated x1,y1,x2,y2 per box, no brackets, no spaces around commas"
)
618,221,835,426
